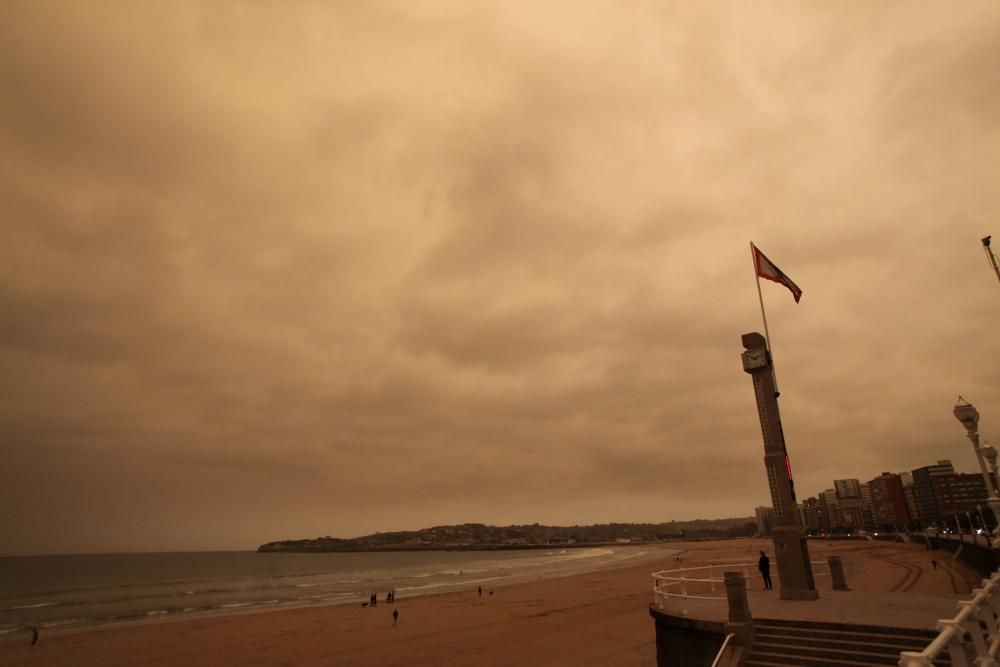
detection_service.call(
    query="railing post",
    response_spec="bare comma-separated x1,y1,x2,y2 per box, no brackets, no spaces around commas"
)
975,599,999,641
938,619,972,667
957,601,993,665
724,571,754,650
725,571,751,623
963,615,990,664
829,555,850,591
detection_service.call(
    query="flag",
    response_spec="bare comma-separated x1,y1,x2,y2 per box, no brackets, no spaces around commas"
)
752,244,802,303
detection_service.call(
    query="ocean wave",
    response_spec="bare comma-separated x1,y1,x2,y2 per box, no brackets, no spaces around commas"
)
8,602,60,610
554,548,614,561
40,618,88,629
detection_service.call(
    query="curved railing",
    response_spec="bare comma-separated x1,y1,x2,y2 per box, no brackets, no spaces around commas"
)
898,569,1000,666
651,561,831,616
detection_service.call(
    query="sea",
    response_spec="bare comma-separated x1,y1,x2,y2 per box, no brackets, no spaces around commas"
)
0,545,676,639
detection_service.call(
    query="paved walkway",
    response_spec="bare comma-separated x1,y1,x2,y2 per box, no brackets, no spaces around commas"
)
658,588,964,630
653,538,983,631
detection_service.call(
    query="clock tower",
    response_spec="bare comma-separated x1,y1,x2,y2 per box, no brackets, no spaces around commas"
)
741,332,818,601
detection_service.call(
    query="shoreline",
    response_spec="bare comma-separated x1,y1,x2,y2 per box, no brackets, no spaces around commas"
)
0,544,681,645
2,540,978,667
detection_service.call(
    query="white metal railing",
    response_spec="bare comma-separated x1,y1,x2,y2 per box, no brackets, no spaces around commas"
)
898,569,1000,666
710,632,736,667
651,561,832,616
932,531,995,548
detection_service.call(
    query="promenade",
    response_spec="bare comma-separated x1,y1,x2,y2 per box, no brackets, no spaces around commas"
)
654,538,979,628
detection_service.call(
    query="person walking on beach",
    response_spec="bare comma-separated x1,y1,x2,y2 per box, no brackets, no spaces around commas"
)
393,608,398,626
932,559,938,570
758,551,772,590
29,626,38,646
478,586,482,598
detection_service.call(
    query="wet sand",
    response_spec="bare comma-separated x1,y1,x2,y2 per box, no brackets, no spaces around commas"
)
0,539,981,667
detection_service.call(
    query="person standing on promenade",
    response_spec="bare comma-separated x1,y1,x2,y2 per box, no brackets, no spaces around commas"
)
758,551,772,590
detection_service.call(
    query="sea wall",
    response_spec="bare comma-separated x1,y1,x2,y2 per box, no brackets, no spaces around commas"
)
648,605,726,667
934,539,1000,578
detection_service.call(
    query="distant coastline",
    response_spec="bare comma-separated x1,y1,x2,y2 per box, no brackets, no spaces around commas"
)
258,540,627,554
257,518,755,553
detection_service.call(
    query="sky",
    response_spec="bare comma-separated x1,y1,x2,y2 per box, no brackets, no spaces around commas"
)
2,2,1000,555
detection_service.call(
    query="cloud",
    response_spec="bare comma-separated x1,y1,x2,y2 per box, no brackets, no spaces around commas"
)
2,1,1000,554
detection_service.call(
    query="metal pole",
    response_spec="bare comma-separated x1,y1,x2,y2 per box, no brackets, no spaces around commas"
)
751,242,779,393
983,236,1000,285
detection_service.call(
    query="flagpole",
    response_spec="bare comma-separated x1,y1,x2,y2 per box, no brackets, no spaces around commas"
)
751,241,779,393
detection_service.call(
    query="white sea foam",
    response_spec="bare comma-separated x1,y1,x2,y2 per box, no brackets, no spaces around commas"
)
9,602,60,610
40,618,85,628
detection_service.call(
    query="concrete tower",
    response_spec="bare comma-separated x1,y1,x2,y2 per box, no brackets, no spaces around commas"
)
741,332,818,601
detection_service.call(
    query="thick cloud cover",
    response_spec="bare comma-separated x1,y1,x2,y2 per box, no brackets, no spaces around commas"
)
2,2,999,554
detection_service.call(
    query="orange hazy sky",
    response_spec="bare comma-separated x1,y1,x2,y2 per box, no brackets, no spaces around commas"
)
2,1,999,554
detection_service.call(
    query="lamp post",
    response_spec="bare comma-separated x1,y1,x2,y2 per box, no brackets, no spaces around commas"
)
983,442,999,492
953,397,1000,541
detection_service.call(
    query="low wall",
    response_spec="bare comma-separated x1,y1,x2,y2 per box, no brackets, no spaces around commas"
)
932,538,1000,577
648,605,726,667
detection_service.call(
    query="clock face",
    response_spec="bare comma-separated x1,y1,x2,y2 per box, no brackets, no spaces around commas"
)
742,349,768,372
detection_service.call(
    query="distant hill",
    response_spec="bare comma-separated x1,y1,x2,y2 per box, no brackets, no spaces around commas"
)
257,518,756,553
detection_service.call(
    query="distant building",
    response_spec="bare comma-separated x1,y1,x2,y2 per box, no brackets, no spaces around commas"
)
860,483,874,528
833,479,865,530
903,485,920,526
834,479,862,500
911,460,955,521
755,506,776,536
819,489,839,531
801,497,821,532
933,473,989,515
867,472,910,528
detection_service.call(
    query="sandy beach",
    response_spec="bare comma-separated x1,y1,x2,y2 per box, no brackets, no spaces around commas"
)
0,539,982,667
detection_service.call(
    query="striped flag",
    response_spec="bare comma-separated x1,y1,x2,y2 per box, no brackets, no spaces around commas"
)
752,244,802,303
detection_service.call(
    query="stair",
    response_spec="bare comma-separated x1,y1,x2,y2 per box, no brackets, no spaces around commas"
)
744,618,955,666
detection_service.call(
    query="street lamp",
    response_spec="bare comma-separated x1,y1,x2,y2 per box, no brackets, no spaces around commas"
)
983,442,998,487
954,397,1000,541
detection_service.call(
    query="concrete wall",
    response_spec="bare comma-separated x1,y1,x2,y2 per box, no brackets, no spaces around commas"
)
933,538,1000,577
648,606,726,667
